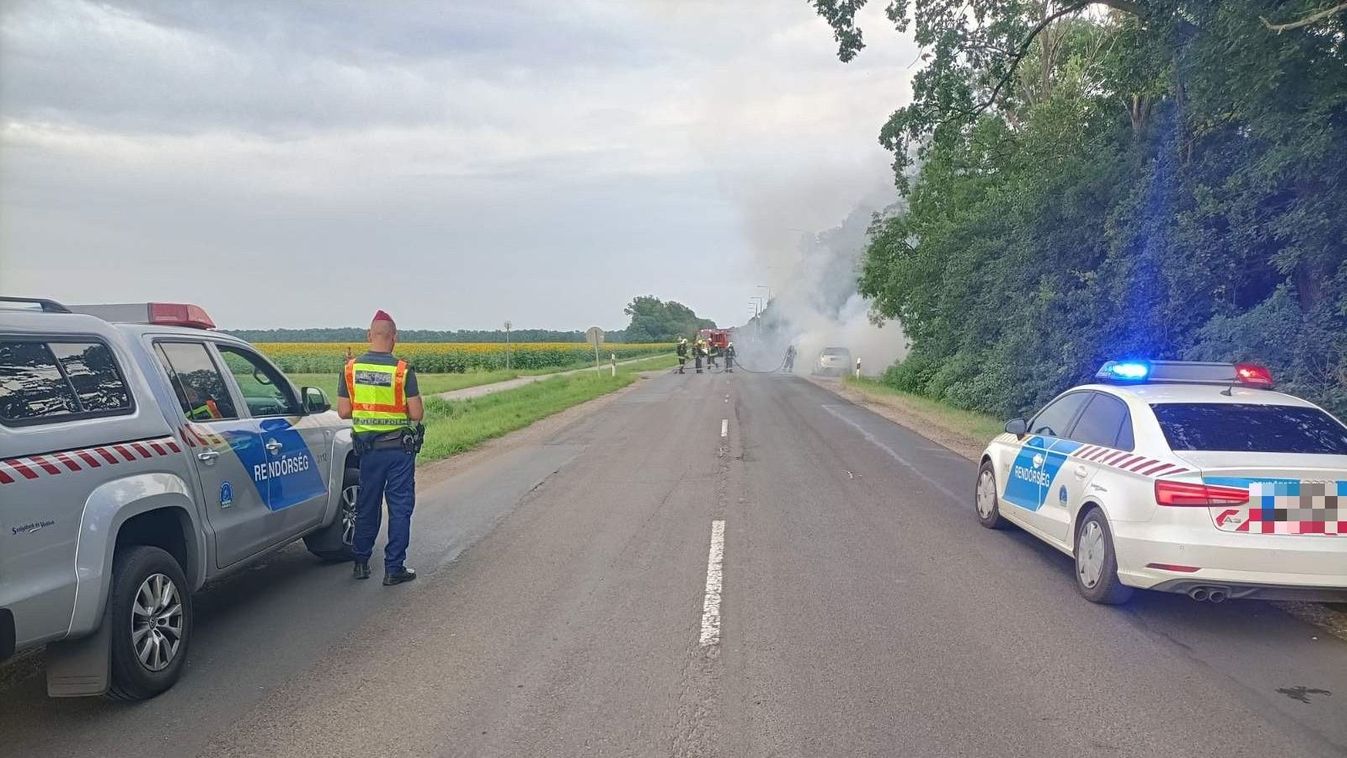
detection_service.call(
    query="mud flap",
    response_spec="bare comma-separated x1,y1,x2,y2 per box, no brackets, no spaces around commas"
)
45,618,111,698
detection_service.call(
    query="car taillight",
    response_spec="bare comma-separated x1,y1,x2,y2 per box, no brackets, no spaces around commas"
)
1155,480,1250,507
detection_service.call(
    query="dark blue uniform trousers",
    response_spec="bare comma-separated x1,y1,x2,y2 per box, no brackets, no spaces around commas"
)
353,447,416,572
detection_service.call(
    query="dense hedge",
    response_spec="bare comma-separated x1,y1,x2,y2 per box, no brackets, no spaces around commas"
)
829,3,1347,419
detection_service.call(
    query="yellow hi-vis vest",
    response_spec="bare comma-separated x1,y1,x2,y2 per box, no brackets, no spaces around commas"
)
344,359,411,434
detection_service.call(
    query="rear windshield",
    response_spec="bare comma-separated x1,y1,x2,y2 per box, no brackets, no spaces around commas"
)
821,348,849,356
1151,403,1347,454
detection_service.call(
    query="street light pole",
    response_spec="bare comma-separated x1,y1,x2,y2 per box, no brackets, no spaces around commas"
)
749,296,765,338
504,320,512,371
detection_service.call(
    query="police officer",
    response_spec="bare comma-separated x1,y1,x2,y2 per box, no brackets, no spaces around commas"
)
676,337,688,374
337,310,423,585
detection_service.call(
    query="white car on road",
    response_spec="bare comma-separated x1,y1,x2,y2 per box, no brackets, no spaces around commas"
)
975,360,1347,604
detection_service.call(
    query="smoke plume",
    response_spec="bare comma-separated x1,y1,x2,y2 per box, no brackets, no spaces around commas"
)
735,197,909,376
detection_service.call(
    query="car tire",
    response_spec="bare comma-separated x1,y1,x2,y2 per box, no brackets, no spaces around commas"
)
107,545,193,701
974,461,1008,529
1074,509,1133,605
304,467,359,562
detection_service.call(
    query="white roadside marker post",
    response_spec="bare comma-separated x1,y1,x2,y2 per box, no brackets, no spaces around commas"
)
855,357,862,380
611,353,616,377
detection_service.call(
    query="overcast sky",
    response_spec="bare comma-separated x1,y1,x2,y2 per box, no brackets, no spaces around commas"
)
0,0,915,330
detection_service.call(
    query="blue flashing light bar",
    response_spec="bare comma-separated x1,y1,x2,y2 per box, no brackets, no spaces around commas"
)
1094,360,1275,388
1098,360,1150,382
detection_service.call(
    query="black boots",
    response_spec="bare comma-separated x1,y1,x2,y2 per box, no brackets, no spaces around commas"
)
355,561,416,585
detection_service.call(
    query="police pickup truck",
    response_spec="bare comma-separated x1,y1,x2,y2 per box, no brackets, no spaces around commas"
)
0,298,357,699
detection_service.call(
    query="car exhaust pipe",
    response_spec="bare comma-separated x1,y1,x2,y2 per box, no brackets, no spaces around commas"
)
1189,588,1209,602
1208,590,1227,604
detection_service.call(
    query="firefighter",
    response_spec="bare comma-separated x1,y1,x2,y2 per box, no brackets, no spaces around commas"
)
337,310,423,586
676,337,688,374
724,341,736,372
783,345,796,372
694,338,706,373
707,339,719,369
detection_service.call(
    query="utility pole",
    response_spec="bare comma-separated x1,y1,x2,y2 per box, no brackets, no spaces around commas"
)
504,320,512,371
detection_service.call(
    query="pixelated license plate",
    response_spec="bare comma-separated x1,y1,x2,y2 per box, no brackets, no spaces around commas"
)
1213,480,1347,535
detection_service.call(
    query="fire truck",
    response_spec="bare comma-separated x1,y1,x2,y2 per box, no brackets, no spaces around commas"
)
697,328,730,349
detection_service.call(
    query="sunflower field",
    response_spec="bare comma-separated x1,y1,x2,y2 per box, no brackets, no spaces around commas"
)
256,342,670,373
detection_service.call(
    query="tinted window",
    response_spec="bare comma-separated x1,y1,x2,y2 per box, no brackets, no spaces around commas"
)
217,344,300,416
50,342,132,413
1069,393,1133,450
0,342,79,422
0,340,132,425
155,342,239,421
1152,403,1347,454
1029,392,1090,438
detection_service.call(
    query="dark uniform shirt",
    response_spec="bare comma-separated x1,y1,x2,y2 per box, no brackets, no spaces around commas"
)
337,351,420,442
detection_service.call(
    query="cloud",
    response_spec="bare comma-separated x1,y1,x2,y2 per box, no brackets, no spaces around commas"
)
0,0,917,330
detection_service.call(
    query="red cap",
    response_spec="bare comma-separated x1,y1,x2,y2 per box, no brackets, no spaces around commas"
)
372,309,394,323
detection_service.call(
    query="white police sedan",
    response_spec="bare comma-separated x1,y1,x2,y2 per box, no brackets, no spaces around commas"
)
975,360,1347,604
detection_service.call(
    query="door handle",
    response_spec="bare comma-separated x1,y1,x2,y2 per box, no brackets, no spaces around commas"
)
197,450,220,464
265,440,283,454
1074,464,1088,479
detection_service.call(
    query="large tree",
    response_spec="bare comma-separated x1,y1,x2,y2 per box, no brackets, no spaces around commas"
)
621,296,717,343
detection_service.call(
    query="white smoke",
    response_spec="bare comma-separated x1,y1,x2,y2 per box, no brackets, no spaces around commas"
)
734,197,909,376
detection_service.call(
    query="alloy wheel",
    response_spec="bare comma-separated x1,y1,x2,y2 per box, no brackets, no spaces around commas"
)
1077,520,1105,589
131,573,184,672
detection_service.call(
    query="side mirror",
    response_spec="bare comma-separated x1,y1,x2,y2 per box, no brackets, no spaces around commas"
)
1004,418,1028,438
302,386,331,414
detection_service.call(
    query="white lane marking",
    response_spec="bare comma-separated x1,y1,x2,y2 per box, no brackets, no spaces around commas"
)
820,404,963,504
721,419,728,438
700,520,726,647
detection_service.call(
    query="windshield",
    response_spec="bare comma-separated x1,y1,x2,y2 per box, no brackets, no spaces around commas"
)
1152,403,1347,454
821,348,849,356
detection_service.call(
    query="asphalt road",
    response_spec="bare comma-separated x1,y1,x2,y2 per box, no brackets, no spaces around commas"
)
2,371,1345,757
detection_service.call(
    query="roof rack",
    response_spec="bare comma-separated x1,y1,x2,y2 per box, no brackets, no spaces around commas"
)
0,296,72,313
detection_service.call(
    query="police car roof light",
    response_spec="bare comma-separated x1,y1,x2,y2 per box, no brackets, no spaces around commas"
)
67,302,216,329
1095,359,1275,388
1233,363,1274,388
1097,360,1150,382
149,302,216,329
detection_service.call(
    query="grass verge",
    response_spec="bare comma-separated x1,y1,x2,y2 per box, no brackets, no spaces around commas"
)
287,354,674,397
418,353,678,461
843,376,1005,443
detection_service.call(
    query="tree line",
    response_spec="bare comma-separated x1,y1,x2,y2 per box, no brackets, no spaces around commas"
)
812,0,1347,418
224,294,718,345
224,327,601,344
